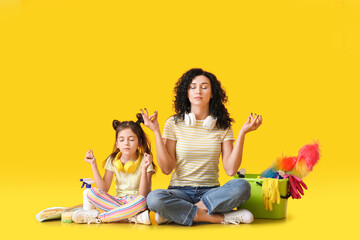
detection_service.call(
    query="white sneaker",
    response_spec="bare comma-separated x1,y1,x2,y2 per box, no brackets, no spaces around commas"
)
128,210,151,225
72,209,101,224
222,209,254,224
155,212,172,224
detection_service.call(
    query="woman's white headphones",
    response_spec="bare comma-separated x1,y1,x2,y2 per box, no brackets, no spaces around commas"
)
184,113,217,130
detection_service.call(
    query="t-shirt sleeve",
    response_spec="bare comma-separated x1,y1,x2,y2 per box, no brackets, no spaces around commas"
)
162,117,176,141
222,126,235,142
104,157,114,172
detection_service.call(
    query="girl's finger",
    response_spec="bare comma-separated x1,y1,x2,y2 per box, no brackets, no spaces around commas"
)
140,109,146,116
145,108,149,116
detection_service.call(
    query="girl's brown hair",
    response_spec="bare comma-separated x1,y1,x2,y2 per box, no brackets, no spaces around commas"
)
103,113,156,172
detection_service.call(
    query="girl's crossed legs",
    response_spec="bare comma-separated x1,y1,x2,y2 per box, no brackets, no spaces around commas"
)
87,187,147,222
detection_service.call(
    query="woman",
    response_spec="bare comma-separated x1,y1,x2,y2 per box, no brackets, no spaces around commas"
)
141,68,262,226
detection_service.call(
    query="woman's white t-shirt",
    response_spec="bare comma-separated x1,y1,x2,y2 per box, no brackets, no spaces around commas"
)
163,116,235,187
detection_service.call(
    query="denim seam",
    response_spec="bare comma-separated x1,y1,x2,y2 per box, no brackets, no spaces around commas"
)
202,194,214,214
181,204,197,226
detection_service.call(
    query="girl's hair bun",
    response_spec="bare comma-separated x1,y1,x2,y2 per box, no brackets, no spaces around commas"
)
136,113,144,125
112,120,121,130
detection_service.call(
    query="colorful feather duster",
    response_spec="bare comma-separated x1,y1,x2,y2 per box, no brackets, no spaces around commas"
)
261,142,320,179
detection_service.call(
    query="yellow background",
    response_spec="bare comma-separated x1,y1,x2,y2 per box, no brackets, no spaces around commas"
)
1,0,359,239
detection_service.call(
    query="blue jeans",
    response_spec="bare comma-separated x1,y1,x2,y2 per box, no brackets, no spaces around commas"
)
147,179,251,226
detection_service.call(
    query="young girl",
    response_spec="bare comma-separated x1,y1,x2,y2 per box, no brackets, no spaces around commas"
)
142,68,262,226
72,113,156,224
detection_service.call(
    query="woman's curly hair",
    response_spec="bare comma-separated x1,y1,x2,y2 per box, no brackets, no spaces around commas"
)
173,68,234,130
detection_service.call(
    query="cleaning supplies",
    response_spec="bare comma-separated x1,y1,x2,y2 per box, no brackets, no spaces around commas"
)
36,207,67,222
80,178,95,211
35,204,83,222
262,178,281,211
236,168,246,178
283,174,308,199
61,207,83,223
261,142,320,179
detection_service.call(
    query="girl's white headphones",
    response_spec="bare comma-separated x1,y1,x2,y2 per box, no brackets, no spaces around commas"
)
184,113,217,130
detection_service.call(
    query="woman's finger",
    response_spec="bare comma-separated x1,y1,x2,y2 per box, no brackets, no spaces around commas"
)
255,115,261,125
149,111,157,119
145,108,149,116
149,113,155,119
252,114,259,126
141,109,151,122
246,114,251,123
258,116,263,126
154,111,158,121
253,114,258,124
140,108,146,116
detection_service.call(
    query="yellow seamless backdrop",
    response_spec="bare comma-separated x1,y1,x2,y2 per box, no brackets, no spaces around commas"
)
0,0,359,239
